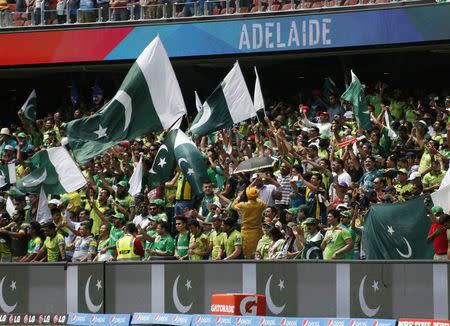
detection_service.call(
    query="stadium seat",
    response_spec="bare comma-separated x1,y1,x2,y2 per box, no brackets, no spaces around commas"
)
343,0,358,5
311,0,323,7
7,3,16,11
212,6,221,14
281,3,293,10
220,6,236,13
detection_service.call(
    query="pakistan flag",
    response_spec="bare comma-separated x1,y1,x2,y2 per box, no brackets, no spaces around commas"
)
66,36,187,164
18,89,37,124
0,163,16,187
16,147,86,195
148,129,209,196
341,70,371,130
365,197,434,259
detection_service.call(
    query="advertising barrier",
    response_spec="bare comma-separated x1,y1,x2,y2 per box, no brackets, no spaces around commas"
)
398,319,450,326
131,313,192,326
0,3,450,66
67,313,130,326
0,314,67,325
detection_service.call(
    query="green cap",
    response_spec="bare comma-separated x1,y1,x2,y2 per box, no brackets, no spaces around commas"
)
113,213,126,221
304,217,318,225
150,214,161,222
17,132,27,138
285,207,299,215
286,222,297,228
398,168,408,175
297,204,308,213
151,199,165,207
340,210,352,218
432,206,444,215
320,133,329,140
117,181,128,187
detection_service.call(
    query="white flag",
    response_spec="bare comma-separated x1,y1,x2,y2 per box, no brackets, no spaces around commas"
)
439,167,450,190
254,67,265,115
128,155,143,196
36,187,52,224
6,197,15,217
195,91,202,112
431,184,450,214
384,111,397,139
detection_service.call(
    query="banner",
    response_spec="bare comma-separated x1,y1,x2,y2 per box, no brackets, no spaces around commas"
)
1,4,450,66
131,313,191,325
0,314,67,325
67,314,130,326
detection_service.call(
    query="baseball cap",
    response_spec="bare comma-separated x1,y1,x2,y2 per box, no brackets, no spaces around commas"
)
151,199,165,207
285,207,299,215
48,199,61,206
336,203,348,211
432,206,444,215
117,181,128,188
113,213,126,221
17,132,27,138
397,168,408,175
150,214,161,222
408,171,421,181
207,201,222,209
0,128,10,136
304,217,318,225
286,222,297,228
340,210,352,218
4,145,14,151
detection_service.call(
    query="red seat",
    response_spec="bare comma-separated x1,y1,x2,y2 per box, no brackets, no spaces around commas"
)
281,3,292,9
7,3,16,11
343,0,357,5
311,0,323,7
212,6,221,14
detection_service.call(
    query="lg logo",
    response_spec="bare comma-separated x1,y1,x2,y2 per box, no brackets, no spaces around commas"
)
239,296,257,315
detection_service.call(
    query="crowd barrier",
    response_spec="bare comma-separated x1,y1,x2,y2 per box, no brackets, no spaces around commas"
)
5,313,447,326
0,262,449,319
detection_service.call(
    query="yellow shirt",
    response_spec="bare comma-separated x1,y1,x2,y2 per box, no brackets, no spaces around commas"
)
189,232,209,260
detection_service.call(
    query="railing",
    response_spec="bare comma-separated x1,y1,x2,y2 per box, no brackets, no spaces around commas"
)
0,0,432,28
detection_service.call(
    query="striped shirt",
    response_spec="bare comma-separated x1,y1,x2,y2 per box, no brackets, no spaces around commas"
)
275,174,291,206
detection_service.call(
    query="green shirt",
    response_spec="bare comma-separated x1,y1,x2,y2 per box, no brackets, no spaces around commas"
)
224,229,242,258
108,225,125,255
27,237,42,255
189,232,209,260
153,234,175,256
210,230,226,260
175,231,189,258
144,229,158,257
115,194,134,213
322,226,352,260
256,234,271,260
44,234,65,262
423,171,445,188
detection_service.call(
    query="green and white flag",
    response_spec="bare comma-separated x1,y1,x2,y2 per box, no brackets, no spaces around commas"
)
36,186,52,224
128,155,144,196
173,129,209,196
16,146,86,195
190,61,255,137
323,77,340,100
365,197,434,259
0,163,16,187
341,70,371,130
195,91,202,112
18,89,37,124
66,36,187,163
148,129,178,188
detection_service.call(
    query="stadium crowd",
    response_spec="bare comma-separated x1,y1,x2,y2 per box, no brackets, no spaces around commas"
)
0,81,450,263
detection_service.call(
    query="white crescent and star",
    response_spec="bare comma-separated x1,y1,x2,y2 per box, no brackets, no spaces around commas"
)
115,90,132,131
305,246,321,259
150,144,169,174
94,125,108,139
358,275,381,317
172,275,193,313
84,275,103,313
0,276,17,313
22,169,47,188
387,226,412,258
264,274,286,315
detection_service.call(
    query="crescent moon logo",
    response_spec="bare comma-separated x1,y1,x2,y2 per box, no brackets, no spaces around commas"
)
305,246,321,259
84,275,103,313
177,158,189,168
396,237,412,258
114,90,132,131
358,275,380,317
150,145,170,174
0,277,17,313
264,275,285,315
190,102,212,132
172,275,193,313
22,169,47,188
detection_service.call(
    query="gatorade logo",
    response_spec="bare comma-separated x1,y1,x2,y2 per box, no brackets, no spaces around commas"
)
239,296,257,315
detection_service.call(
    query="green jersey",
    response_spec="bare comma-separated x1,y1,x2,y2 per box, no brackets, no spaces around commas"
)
27,237,42,255
209,230,226,260
175,231,189,258
44,234,65,262
224,229,242,258
153,234,175,256
323,226,352,260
